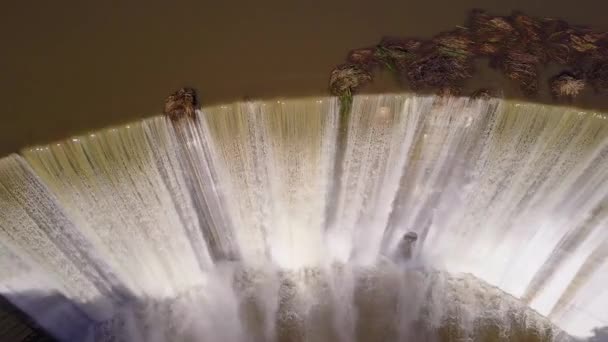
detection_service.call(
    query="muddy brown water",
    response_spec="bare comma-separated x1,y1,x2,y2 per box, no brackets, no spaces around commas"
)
1,0,608,156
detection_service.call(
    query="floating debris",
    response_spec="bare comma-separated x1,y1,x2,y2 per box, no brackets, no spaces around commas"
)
433,29,475,59
584,58,608,93
164,87,200,121
329,9,608,104
329,64,373,112
374,37,422,71
542,18,575,64
469,9,515,56
512,12,545,60
471,88,502,99
346,47,380,71
406,52,473,91
329,64,373,97
549,72,586,99
544,21,605,64
397,231,418,261
500,50,541,96
406,30,475,92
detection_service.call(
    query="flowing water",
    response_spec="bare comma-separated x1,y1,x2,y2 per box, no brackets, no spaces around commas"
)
0,94,607,341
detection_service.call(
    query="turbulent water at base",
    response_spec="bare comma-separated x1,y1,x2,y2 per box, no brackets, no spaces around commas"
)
0,94,607,341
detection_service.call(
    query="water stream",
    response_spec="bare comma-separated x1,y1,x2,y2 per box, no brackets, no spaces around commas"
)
0,94,606,341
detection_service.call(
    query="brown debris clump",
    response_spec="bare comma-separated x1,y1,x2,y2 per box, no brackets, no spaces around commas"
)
488,12,547,96
374,37,422,72
164,88,200,121
434,30,475,59
542,18,574,64
500,51,541,96
471,88,502,99
406,52,472,91
329,8,608,106
512,13,542,42
329,64,373,112
346,48,380,71
404,29,475,93
512,13,547,62
469,10,515,56
543,20,605,64
549,72,586,99
329,64,373,98
584,59,608,93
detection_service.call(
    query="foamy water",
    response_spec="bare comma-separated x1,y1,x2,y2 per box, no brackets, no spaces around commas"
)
0,94,606,340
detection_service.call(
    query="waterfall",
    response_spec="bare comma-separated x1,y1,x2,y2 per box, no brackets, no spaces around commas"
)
0,94,606,341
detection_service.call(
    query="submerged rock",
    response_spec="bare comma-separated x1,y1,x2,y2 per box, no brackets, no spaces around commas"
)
397,231,418,261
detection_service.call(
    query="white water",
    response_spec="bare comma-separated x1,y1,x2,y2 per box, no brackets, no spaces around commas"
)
0,94,606,340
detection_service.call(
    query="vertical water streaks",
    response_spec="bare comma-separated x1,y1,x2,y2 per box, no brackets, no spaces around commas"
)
0,237,95,341
197,98,339,268
326,95,424,264
164,113,241,262
0,94,606,339
23,122,209,299
383,99,608,337
94,267,245,342
143,117,214,270
0,155,125,340
325,95,608,336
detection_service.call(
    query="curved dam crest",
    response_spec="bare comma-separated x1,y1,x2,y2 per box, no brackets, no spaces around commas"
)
0,94,606,341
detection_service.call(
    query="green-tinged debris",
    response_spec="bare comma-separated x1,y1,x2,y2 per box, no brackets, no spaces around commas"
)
544,22,605,64
329,64,372,117
433,29,475,59
374,37,422,71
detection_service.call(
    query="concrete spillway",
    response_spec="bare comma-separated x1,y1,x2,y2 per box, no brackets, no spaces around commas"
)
0,94,606,341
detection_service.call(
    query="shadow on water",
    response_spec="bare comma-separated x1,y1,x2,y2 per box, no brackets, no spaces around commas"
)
1,284,607,341
0,294,54,341
586,326,608,342
0,290,94,341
